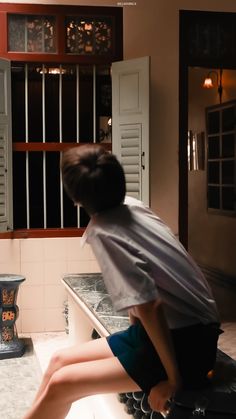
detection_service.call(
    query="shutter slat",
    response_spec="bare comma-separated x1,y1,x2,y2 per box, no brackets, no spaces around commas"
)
126,183,140,192
125,174,139,182
121,147,139,157
121,156,139,165
119,124,142,200
123,165,139,174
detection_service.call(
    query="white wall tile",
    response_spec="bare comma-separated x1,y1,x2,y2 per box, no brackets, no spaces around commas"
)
45,285,66,309
0,239,20,263
21,261,45,286
67,260,97,273
21,309,45,332
66,238,95,261
90,260,101,273
20,239,44,262
44,260,67,285
0,237,101,333
21,286,44,309
66,237,84,261
0,262,21,274
44,308,66,331
44,238,67,262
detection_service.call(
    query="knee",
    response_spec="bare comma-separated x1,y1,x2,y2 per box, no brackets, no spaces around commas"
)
46,350,66,377
45,368,72,402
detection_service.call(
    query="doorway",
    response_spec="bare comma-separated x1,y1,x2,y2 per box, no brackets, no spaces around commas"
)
179,10,236,320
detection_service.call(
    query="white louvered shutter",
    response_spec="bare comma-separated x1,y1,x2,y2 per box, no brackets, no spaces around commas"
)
112,57,149,205
0,59,12,232
120,124,142,199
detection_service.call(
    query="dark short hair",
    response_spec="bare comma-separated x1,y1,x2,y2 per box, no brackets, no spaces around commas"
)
61,144,126,214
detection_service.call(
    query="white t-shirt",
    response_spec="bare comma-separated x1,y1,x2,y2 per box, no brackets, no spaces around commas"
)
82,196,220,329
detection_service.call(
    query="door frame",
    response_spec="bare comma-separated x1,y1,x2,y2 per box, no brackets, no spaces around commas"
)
179,10,236,248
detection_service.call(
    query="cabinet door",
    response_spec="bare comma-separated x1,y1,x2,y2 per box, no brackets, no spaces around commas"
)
0,58,12,231
112,56,149,205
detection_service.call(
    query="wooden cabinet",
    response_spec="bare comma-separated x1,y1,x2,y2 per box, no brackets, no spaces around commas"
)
0,3,123,64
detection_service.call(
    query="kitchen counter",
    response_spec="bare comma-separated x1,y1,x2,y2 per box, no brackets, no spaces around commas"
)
62,273,133,419
62,273,130,337
62,273,236,419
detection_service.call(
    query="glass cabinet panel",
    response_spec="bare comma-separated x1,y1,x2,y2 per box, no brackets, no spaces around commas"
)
8,14,56,53
66,17,112,55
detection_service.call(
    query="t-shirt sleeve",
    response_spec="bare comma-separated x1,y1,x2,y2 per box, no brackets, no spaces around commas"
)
89,231,159,312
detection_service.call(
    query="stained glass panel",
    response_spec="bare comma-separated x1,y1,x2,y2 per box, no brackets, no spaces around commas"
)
8,14,56,53
66,17,112,55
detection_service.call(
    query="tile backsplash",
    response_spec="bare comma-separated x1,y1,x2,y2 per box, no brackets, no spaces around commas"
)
0,238,100,333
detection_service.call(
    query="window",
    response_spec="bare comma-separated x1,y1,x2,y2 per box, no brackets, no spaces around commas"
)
0,3,122,237
12,63,112,231
206,101,236,214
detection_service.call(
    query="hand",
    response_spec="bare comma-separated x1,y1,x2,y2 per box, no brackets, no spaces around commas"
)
148,379,180,414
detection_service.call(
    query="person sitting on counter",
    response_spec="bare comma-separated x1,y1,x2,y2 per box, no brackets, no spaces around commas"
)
23,144,221,419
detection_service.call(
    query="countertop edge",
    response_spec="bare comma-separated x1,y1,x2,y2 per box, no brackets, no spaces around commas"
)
62,278,110,338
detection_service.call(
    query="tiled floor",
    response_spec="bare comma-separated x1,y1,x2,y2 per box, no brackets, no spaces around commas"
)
0,337,41,419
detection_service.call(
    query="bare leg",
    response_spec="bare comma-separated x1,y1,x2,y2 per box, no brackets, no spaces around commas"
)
33,337,114,403
23,345,141,419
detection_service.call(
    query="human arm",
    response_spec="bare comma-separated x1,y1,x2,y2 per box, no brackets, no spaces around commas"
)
129,299,182,413
128,309,138,325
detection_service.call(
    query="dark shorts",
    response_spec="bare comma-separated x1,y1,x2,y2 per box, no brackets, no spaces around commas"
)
107,321,221,394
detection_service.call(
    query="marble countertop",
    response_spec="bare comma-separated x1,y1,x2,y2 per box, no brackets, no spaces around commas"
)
63,273,130,335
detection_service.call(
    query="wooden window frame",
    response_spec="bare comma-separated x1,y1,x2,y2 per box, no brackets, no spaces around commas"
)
0,3,123,64
0,3,122,239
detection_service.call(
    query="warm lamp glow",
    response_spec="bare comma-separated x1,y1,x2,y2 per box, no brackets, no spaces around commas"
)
203,77,214,88
202,69,223,103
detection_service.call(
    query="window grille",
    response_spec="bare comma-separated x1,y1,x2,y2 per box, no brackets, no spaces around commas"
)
12,63,112,230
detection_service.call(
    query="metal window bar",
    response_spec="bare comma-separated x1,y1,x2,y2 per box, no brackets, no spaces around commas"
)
76,64,80,227
76,65,80,144
25,63,30,228
93,65,96,143
22,63,100,230
24,17,27,53
59,65,64,228
42,18,45,53
42,64,47,228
